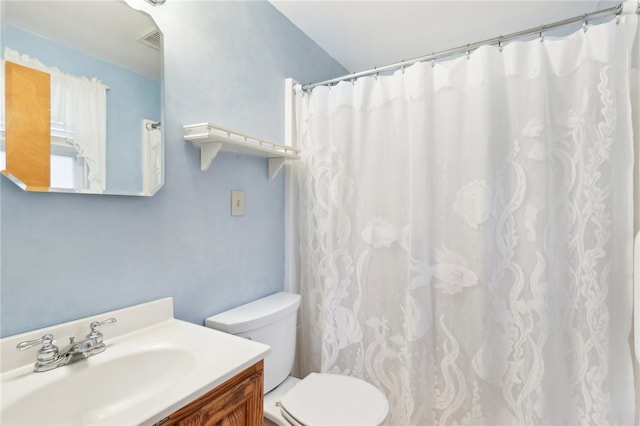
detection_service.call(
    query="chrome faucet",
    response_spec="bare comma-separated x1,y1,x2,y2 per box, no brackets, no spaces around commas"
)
16,318,117,372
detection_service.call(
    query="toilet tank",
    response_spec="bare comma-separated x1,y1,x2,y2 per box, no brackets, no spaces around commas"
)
205,292,301,393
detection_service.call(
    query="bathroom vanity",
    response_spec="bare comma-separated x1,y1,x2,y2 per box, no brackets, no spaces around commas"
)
0,298,269,425
163,361,263,425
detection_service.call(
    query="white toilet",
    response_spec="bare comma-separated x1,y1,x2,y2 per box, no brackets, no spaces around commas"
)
205,291,389,426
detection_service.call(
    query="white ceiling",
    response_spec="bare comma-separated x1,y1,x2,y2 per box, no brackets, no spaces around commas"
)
270,0,616,75
3,1,618,83
3,0,161,80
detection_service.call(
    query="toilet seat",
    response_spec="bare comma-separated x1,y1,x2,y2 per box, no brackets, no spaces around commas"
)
279,373,389,426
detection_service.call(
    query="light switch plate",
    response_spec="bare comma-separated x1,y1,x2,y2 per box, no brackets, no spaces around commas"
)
231,190,244,216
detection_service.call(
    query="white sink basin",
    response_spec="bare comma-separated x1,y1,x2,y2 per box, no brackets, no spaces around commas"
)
0,298,270,426
2,348,195,425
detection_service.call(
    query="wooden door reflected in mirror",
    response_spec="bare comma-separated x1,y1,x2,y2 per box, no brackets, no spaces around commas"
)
4,62,51,191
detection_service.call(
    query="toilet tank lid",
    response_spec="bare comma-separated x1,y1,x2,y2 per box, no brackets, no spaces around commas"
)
205,292,301,334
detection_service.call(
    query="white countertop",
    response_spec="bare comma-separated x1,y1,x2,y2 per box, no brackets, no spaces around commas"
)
0,298,270,425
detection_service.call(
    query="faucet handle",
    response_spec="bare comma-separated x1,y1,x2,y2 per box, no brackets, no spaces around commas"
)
16,334,55,351
16,334,60,364
89,317,117,332
87,318,117,342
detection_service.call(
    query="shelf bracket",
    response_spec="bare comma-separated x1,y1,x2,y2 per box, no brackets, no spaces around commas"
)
268,157,286,180
200,142,223,171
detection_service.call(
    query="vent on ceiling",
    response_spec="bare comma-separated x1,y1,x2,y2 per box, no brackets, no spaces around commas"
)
138,29,162,50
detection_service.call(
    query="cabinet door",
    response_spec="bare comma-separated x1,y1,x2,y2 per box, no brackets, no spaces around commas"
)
166,361,263,426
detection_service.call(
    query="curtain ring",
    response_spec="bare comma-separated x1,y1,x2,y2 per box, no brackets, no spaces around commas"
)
539,31,544,43
431,59,435,68
401,65,406,74
616,13,622,25
498,41,503,52
583,20,588,32
466,50,470,60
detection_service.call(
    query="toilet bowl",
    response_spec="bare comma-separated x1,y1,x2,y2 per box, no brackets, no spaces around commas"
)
205,292,389,426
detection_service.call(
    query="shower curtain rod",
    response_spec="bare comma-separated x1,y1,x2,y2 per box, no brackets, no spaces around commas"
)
301,0,640,91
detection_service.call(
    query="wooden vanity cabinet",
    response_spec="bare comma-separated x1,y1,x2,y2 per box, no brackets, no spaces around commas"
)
164,361,264,426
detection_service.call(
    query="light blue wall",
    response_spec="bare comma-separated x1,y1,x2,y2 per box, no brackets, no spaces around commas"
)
0,0,346,337
3,23,161,193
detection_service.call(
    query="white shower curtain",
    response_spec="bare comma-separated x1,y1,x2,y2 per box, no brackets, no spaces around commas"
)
292,15,638,426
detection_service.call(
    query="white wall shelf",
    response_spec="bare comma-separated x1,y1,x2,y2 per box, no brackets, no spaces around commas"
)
183,123,299,180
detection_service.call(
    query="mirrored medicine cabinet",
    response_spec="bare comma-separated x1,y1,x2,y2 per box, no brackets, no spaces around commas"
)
1,0,164,196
